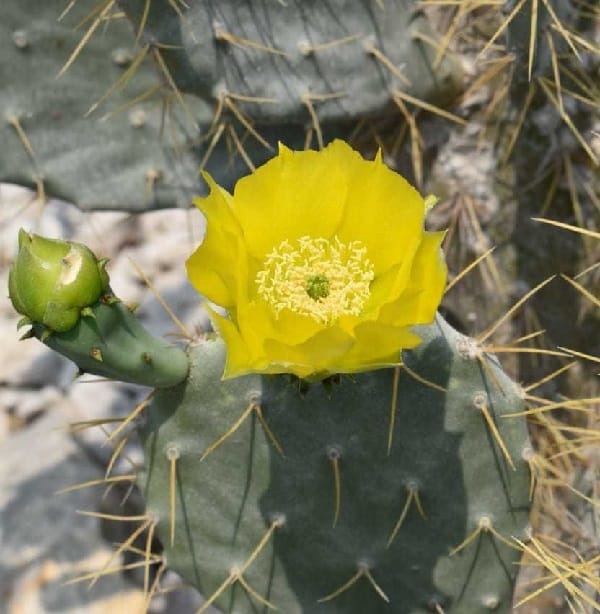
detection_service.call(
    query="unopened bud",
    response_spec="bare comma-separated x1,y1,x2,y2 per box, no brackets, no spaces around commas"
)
8,229,109,332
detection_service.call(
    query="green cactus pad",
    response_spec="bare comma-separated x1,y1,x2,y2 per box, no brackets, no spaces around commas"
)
0,0,207,210
1,0,460,212
121,0,461,125
139,315,531,613
33,298,189,388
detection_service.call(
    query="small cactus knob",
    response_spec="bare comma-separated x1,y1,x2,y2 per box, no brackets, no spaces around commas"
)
8,229,109,332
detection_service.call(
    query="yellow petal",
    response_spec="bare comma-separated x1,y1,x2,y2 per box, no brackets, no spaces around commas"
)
185,177,247,308
207,307,254,379
336,145,425,275
232,143,348,259
263,326,355,377
335,321,422,372
381,231,447,325
235,300,323,351
362,235,420,317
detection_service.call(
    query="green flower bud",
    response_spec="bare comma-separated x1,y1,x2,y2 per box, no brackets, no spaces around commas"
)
8,229,109,332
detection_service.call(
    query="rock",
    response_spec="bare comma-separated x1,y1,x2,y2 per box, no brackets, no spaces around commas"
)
0,184,218,612
0,411,147,614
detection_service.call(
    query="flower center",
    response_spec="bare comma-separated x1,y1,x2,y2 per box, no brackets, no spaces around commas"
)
305,274,330,301
256,236,374,323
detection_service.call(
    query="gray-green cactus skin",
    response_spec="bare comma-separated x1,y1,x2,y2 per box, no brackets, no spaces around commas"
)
139,316,531,613
1,0,203,211
33,298,189,388
2,0,461,211
118,0,460,124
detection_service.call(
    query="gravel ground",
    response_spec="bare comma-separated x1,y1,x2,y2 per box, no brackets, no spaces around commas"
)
0,183,214,614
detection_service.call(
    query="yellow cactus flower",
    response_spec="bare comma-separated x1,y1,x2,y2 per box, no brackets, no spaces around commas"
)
186,140,446,379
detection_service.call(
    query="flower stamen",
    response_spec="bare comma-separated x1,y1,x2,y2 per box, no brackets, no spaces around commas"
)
256,236,374,324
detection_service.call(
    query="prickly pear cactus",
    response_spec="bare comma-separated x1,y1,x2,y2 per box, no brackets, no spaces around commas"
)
139,318,530,613
7,141,532,612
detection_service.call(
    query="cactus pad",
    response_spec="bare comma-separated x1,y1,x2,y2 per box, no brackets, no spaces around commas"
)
139,315,531,613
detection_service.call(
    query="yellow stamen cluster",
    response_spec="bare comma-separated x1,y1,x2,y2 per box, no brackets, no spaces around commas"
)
256,236,374,323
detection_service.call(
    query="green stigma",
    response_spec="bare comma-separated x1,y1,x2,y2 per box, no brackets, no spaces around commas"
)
305,274,330,301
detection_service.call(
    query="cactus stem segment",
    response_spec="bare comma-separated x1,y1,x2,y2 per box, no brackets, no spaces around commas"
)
140,320,530,610
318,562,390,604
387,482,426,548
473,392,516,470
11,229,189,386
